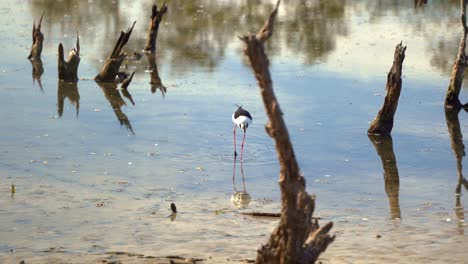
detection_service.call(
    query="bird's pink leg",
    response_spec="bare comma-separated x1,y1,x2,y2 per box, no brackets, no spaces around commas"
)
233,125,237,157
240,128,246,161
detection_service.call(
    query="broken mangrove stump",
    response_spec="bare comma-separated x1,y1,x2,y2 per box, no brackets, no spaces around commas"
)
95,22,136,83
58,33,80,82
144,3,168,53
368,42,406,135
28,11,44,60
368,134,401,220
445,0,468,109
240,1,334,263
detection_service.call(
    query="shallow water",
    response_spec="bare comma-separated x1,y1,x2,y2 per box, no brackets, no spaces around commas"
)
0,0,467,263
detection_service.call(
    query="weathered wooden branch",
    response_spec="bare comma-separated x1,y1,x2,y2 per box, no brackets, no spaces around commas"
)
368,135,401,220
30,59,44,92
146,53,167,96
368,42,406,135
58,33,80,82
28,11,44,60
445,0,468,109
144,3,168,53
57,81,80,117
239,1,334,263
95,22,136,83
97,82,134,134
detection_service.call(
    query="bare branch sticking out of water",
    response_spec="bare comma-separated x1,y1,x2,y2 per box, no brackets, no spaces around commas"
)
445,0,468,109
144,3,168,53
239,1,334,263
95,22,136,83
28,11,44,60
368,42,406,135
58,32,80,82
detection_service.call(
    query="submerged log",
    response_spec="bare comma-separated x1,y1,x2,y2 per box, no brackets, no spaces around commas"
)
144,3,168,53
368,135,401,220
95,22,136,83
146,53,167,96
445,0,468,109
28,12,44,60
30,58,44,92
58,33,80,82
368,42,406,135
239,1,334,263
57,81,80,117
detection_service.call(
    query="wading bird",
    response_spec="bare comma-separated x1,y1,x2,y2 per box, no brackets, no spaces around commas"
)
232,105,252,161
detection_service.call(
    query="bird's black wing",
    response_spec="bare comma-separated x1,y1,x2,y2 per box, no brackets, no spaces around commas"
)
234,107,252,120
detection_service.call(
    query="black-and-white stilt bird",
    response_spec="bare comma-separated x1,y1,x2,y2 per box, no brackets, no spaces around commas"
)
232,105,252,161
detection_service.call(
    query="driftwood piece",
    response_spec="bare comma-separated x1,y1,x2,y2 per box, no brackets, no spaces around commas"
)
239,1,334,263
144,3,168,53
444,108,468,229
368,42,406,135
95,22,136,83
97,82,134,134
368,135,401,219
58,33,80,82
28,12,44,60
30,59,44,92
445,0,468,109
57,81,80,117
146,53,167,96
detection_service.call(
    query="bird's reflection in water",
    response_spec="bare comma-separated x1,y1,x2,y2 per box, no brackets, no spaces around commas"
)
57,81,80,117
96,82,135,135
368,134,401,220
30,58,44,92
146,53,167,97
231,155,251,208
445,108,468,234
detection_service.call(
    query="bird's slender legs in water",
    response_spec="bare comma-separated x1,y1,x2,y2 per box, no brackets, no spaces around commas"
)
240,127,246,161
240,158,246,191
233,125,237,157
232,153,237,192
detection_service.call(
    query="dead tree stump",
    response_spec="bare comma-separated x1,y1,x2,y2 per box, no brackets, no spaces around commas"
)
58,33,80,82
239,1,334,263
144,3,167,53
28,12,44,60
445,0,468,109
368,42,406,135
146,53,167,96
95,22,136,82
368,135,401,220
